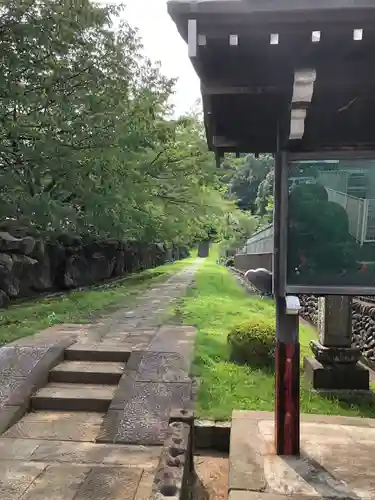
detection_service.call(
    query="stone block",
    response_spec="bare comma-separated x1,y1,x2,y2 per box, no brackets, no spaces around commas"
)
0,462,46,499
0,346,48,380
31,382,116,412
74,466,142,500
49,360,124,385
134,352,190,382
18,464,90,500
0,345,65,409
0,438,41,460
169,408,195,426
30,440,107,464
125,350,146,372
3,411,103,442
229,413,266,492
64,343,132,362
99,380,192,445
150,421,192,500
102,445,162,469
229,492,323,500
310,340,361,364
134,471,154,500
0,405,25,435
147,325,196,358
318,295,352,347
29,440,161,469
304,356,370,390
194,420,214,449
213,421,231,452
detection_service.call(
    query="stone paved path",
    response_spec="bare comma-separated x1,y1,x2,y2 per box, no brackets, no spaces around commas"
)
79,260,200,346
96,262,201,446
0,260,201,499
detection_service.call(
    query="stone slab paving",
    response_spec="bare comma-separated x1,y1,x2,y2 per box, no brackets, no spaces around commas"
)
230,410,375,500
98,380,192,445
0,260,201,498
2,412,105,442
93,262,200,446
0,412,163,499
88,263,200,345
0,437,161,499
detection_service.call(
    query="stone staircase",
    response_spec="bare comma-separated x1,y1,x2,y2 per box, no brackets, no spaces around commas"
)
0,344,162,500
0,264,200,498
30,343,131,413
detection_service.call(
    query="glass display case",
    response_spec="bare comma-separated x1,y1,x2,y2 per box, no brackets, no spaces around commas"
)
286,155,375,293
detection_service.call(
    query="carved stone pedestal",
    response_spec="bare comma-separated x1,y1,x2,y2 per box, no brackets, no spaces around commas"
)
304,296,370,391
310,340,361,364
304,356,369,390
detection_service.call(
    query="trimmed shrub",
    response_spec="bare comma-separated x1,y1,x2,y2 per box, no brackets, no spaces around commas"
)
227,318,275,368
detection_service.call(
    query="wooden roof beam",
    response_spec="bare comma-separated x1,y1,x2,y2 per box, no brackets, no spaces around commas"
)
289,69,316,141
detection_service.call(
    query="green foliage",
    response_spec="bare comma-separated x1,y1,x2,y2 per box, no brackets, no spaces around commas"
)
220,209,259,250
256,169,274,219
225,257,234,267
224,154,274,213
0,0,234,245
179,254,375,421
289,183,328,209
227,317,275,368
288,184,360,274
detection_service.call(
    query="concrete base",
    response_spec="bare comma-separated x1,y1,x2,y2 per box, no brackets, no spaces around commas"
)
304,356,370,391
229,410,375,500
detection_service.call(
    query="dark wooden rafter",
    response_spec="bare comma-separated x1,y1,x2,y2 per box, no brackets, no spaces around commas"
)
170,0,375,153
289,69,316,141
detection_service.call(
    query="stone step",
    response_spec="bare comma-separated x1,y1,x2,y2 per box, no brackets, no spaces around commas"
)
31,383,116,412
49,361,125,385
64,343,132,363
2,411,104,442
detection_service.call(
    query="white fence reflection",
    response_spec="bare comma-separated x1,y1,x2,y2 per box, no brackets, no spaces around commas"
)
240,224,273,255
241,189,375,256
240,185,375,256
325,188,375,244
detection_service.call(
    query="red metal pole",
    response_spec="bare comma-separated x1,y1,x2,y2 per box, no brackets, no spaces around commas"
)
275,300,300,455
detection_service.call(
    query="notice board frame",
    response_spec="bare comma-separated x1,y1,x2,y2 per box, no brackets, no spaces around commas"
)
274,150,375,297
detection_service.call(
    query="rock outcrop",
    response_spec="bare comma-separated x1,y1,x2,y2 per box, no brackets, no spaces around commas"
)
0,230,190,308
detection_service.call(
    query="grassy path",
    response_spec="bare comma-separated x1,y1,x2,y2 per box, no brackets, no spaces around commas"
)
0,257,196,346
177,251,375,420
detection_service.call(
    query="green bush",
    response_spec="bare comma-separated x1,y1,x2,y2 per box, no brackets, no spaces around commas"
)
227,318,275,368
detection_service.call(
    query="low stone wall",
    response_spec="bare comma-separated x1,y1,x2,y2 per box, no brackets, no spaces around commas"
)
299,295,318,325
151,412,193,500
352,301,375,362
299,295,375,364
0,230,189,307
234,253,272,273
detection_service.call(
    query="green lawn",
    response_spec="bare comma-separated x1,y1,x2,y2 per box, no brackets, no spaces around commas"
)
0,257,196,346
178,250,375,421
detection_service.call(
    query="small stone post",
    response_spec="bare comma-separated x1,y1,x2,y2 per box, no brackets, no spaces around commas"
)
165,248,173,262
304,296,369,390
197,241,209,258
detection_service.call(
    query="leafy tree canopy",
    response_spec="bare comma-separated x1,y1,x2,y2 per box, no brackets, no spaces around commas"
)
223,154,274,213
0,0,250,246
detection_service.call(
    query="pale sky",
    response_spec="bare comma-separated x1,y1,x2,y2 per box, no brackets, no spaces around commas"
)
102,1,202,116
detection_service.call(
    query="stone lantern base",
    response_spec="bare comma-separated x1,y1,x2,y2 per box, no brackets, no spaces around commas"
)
304,341,369,390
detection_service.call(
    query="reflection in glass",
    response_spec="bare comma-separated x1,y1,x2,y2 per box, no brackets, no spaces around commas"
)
287,158,375,288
